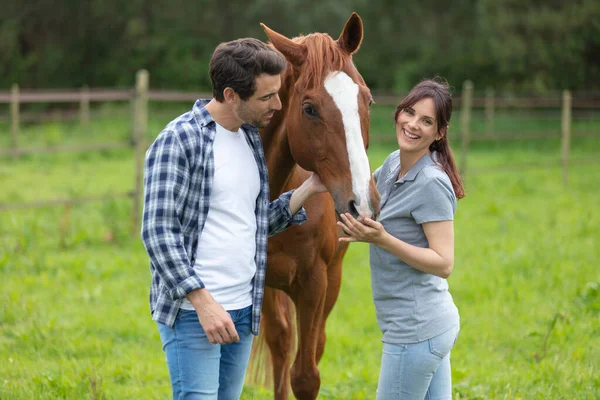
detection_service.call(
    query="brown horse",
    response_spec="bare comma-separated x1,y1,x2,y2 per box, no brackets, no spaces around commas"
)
254,13,380,400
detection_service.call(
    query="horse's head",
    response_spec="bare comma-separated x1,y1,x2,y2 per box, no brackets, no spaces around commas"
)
261,13,380,220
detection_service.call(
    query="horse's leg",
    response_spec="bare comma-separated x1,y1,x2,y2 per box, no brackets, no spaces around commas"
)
262,286,294,400
316,244,347,363
289,261,328,400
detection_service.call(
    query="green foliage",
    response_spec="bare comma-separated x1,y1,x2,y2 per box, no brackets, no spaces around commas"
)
476,0,600,91
0,0,599,92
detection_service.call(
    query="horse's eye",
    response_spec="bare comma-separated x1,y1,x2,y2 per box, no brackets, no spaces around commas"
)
303,103,318,117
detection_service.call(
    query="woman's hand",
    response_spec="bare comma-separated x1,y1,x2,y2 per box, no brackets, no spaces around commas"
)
337,213,387,244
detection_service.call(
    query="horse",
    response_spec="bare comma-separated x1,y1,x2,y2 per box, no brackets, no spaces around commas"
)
253,13,380,400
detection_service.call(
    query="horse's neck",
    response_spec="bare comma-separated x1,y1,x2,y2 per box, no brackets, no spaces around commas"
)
260,72,299,200
261,123,296,200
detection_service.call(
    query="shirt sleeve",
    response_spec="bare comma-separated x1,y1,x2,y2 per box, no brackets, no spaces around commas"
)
267,189,308,236
411,175,457,224
141,131,205,301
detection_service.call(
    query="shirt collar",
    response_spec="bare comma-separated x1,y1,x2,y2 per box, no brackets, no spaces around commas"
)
397,151,439,183
192,99,259,135
193,99,214,128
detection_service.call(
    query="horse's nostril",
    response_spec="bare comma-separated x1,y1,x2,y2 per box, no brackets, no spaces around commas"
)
348,200,359,219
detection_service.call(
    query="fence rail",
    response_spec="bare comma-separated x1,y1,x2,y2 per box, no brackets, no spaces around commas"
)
0,88,212,104
2,90,600,108
1,72,599,231
371,94,600,109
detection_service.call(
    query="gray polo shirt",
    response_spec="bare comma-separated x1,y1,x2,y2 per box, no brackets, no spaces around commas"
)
371,150,459,344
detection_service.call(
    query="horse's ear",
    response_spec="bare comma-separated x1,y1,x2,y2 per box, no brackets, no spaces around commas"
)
261,23,307,67
337,12,363,55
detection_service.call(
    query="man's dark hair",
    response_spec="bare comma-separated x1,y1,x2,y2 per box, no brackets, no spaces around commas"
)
209,38,286,102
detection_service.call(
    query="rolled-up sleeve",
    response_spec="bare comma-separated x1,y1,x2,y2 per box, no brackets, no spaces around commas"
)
141,131,205,300
267,189,307,236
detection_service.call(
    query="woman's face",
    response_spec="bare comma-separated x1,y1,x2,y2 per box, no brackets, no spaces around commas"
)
395,97,442,155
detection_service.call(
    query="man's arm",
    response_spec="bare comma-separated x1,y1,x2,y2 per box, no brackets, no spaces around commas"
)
141,131,204,300
288,173,327,214
267,173,327,236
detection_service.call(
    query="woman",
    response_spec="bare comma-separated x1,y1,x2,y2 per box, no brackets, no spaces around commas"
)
338,78,465,399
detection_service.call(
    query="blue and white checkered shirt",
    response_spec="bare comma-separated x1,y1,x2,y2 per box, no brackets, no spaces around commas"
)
141,99,307,334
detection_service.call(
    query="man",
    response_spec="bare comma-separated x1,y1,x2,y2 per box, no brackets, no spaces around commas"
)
141,38,326,399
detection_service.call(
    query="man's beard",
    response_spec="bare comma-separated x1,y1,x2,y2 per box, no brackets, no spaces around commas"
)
237,102,268,128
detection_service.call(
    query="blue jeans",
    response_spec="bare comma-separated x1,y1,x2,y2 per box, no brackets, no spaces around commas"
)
376,325,459,400
157,305,254,400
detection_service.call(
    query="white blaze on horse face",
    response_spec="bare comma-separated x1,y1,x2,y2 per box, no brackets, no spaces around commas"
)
324,71,373,218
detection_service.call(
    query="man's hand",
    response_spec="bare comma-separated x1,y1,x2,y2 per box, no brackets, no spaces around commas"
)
289,172,328,214
186,289,240,344
304,172,328,195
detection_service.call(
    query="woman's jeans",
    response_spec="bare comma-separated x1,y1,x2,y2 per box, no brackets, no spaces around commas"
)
157,305,254,400
376,325,460,400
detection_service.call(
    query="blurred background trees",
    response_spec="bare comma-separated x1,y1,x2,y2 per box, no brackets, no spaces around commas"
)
1,0,598,92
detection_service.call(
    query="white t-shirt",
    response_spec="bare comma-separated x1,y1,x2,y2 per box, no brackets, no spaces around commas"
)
180,123,261,311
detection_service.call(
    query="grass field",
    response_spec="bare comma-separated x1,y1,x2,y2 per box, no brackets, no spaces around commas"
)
0,104,599,399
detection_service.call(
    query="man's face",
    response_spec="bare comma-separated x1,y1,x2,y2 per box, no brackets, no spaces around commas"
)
235,74,282,128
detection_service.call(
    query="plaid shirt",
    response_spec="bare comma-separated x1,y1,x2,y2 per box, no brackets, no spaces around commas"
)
141,99,307,334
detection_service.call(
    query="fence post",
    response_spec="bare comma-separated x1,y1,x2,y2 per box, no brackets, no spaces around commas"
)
10,84,20,157
132,70,149,235
459,80,473,179
561,90,572,186
80,85,90,130
485,87,495,137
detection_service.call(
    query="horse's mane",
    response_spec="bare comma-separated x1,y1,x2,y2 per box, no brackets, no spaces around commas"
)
292,33,354,92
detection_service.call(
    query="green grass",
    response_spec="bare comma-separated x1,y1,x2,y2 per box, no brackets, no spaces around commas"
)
0,108,599,399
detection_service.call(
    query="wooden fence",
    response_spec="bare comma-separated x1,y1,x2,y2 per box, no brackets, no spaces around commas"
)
1,70,148,234
1,71,599,232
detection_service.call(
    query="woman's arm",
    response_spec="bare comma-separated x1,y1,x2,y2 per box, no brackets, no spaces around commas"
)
338,215,455,279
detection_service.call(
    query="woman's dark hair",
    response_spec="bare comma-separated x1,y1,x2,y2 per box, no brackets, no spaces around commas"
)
209,38,286,102
394,77,465,199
